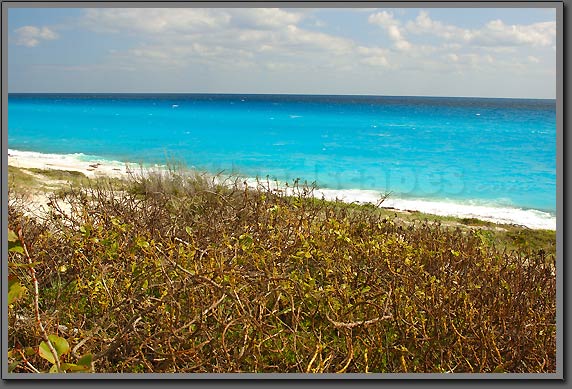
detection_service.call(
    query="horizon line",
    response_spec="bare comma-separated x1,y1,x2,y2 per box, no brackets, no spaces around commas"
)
7,92,556,101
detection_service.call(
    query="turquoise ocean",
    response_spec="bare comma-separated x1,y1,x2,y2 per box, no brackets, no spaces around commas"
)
8,93,556,229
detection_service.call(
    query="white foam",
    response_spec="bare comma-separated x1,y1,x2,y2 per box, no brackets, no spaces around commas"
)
8,149,136,178
236,177,556,230
8,149,556,230
381,197,555,230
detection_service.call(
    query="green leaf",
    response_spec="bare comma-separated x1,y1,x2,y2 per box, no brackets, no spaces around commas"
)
8,359,21,373
39,344,56,364
8,229,18,242
185,226,193,236
137,239,149,249
8,230,23,253
49,364,59,373
8,279,27,305
239,233,253,247
77,353,93,367
39,335,70,364
8,245,24,254
61,363,77,371
62,362,90,372
50,334,70,356
238,234,252,244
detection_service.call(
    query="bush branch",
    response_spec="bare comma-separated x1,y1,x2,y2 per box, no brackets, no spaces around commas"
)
18,228,62,373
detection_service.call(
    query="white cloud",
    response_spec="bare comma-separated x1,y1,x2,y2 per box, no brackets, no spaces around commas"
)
360,56,389,67
405,10,555,49
356,46,390,67
82,8,232,34
80,8,353,64
284,24,354,54
442,43,463,50
29,63,136,73
229,8,304,29
368,11,397,26
68,8,555,95
394,39,412,51
14,25,59,47
82,8,305,35
406,11,461,39
445,53,495,68
265,62,299,71
368,11,412,51
236,28,264,40
124,42,256,69
471,19,555,47
446,53,459,63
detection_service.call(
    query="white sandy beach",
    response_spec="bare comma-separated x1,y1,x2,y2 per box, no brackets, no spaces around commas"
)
8,149,556,231
8,149,137,179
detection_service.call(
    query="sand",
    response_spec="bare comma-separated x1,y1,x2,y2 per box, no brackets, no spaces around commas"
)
8,149,136,179
8,150,138,219
7,149,556,230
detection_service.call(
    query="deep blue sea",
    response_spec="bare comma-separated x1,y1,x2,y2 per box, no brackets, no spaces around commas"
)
8,93,557,228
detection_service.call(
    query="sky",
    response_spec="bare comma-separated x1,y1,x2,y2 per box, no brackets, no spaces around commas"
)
7,7,557,98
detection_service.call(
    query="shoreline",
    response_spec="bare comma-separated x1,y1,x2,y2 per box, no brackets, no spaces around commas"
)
8,148,138,179
8,148,556,231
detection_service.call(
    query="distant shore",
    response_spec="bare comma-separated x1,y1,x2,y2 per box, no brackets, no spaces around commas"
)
8,148,556,230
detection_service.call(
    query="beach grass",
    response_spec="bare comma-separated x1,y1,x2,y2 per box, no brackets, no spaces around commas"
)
7,164,556,374
26,167,88,179
8,165,39,190
8,166,89,191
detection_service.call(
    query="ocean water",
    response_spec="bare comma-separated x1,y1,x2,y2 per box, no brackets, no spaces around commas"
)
8,93,557,229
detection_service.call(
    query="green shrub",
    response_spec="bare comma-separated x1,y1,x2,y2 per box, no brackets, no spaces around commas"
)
7,168,556,373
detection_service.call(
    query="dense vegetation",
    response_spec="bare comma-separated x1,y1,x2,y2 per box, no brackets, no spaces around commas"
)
7,166,556,374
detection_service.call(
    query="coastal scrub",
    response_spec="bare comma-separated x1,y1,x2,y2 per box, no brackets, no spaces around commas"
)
7,167,556,374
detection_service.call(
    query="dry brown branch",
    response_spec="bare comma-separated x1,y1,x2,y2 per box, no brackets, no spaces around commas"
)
17,348,41,374
17,228,62,373
325,313,393,329
8,167,556,373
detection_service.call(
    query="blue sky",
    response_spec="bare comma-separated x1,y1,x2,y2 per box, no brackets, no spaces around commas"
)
8,7,557,98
